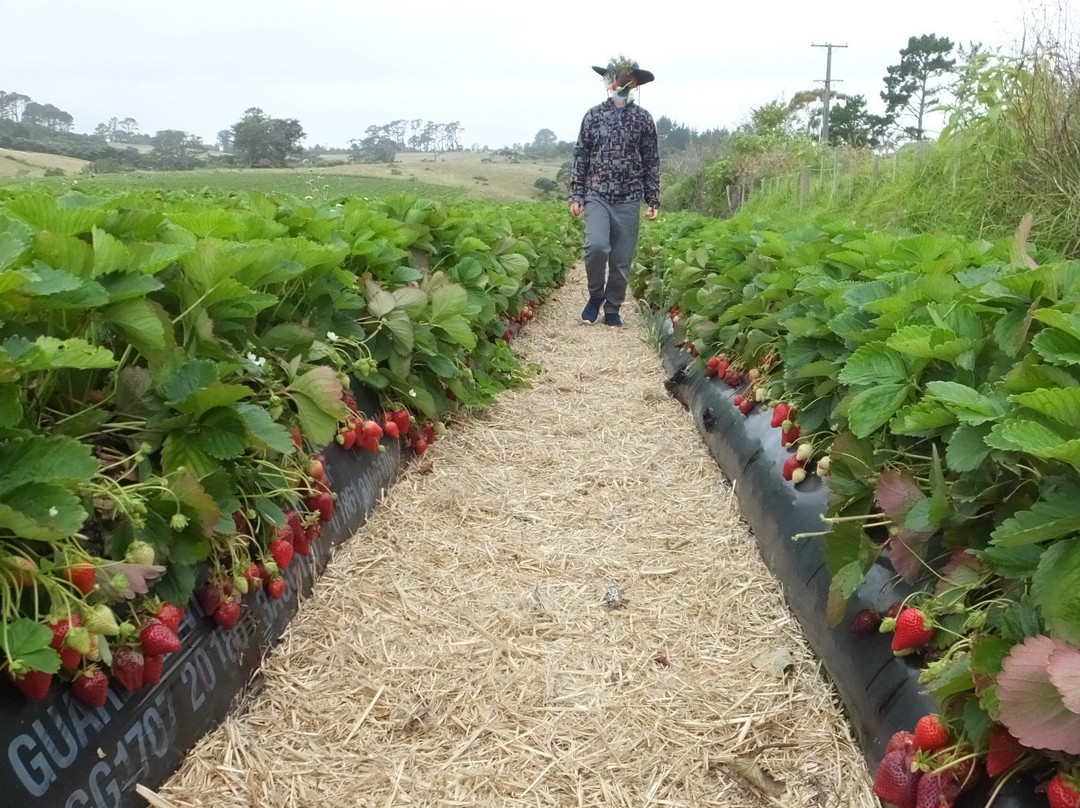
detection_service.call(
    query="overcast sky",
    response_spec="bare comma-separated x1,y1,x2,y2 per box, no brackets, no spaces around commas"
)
2,0,1069,150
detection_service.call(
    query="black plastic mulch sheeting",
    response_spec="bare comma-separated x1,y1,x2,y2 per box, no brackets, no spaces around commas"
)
659,331,1038,808
0,385,405,808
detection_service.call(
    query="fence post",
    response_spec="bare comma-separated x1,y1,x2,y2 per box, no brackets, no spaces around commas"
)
799,166,811,208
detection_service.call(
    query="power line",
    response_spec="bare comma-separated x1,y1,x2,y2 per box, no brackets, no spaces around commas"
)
812,42,848,142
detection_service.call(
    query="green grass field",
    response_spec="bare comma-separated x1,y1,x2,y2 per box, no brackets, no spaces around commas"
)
1,169,467,202
0,151,568,204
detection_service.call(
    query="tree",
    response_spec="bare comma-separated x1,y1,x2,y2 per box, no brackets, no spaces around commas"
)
23,101,73,131
534,177,559,198
881,34,957,141
117,117,139,140
349,136,397,164
230,107,306,167
216,129,233,152
826,95,890,147
532,128,557,150
150,129,203,170
0,91,31,121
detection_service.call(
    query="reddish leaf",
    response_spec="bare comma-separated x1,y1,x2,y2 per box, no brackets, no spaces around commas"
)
886,528,931,584
875,470,925,523
1048,642,1080,715
997,635,1080,755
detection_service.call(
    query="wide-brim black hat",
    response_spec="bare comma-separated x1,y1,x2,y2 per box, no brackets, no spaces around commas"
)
592,58,654,86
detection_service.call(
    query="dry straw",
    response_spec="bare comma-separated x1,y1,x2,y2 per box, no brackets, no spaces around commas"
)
154,267,877,808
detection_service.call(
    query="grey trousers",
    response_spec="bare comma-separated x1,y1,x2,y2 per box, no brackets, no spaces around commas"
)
584,195,642,315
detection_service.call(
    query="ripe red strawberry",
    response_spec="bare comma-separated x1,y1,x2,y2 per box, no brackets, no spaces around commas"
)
111,645,145,693
413,438,428,455
10,669,52,702
384,420,400,439
781,425,801,446
233,510,252,536
289,424,303,450
140,621,181,655
269,539,294,570
914,715,950,752
63,559,96,595
341,392,358,413
198,579,225,616
72,666,109,708
213,599,241,630
782,456,804,480
308,492,333,522
305,523,321,542
704,364,718,378
706,356,721,369
915,769,960,808
391,408,411,435
715,359,730,377
734,395,744,407
849,607,882,636
986,725,1025,777
771,402,791,428
873,749,919,808
892,608,935,655
47,615,83,671
358,435,380,453
154,603,184,634
887,731,915,755
422,422,436,444
293,530,312,557
1049,774,1080,808
267,577,286,600
363,420,383,439
142,654,164,687
285,510,305,545
739,398,754,415
886,601,905,619
338,428,356,450
723,370,743,387
271,524,294,547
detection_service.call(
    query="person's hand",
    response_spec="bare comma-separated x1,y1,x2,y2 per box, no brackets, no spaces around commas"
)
569,201,584,217
646,206,659,221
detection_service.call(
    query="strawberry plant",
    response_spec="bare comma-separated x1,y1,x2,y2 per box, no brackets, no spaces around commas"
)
0,187,578,706
633,210,1080,788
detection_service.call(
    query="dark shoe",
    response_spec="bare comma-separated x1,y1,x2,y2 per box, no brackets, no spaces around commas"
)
581,297,602,324
603,311,622,327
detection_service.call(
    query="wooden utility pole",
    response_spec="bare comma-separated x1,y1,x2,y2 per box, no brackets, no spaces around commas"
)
812,42,848,143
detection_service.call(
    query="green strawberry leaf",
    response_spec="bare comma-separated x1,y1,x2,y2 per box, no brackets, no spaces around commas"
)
3,618,61,674
992,487,1080,547
192,407,248,460
236,403,295,455
0,483,88,541
1031,539,1080,645
847,383,910,437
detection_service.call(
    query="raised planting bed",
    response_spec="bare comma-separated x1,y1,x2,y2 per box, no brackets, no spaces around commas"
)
0,387,406,808
658,324,1040,808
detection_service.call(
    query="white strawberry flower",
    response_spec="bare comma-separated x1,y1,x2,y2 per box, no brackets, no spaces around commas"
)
326,331,339,342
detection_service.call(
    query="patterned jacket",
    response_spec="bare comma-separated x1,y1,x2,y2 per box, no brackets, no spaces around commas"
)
570,99,660,208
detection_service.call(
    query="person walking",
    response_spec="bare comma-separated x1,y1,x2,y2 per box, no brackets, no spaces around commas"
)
569,55,660,327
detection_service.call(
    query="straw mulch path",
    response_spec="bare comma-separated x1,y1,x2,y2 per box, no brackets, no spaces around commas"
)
156,266,877,808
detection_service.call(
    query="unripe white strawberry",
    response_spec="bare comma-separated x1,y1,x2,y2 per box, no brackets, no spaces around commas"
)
817,456,832,476
748,368,760,381
796,443,813,462
791,467,808,484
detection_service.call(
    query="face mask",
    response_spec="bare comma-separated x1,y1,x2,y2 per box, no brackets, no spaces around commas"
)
609,84,633,104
